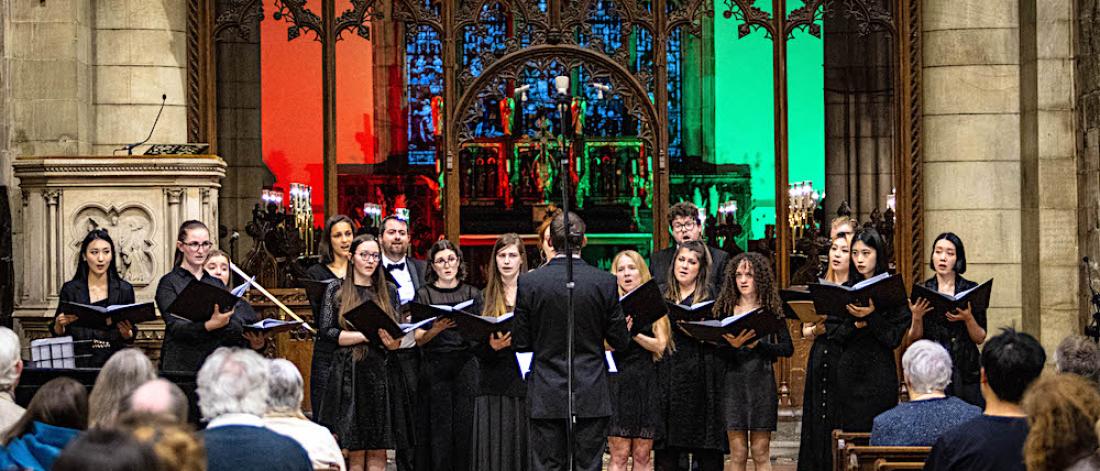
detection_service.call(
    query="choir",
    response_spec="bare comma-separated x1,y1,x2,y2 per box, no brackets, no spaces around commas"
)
58,199,1003,471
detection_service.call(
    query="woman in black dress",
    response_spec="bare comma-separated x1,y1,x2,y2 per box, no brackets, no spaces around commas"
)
155,220,242,373
307,214,354,414
827,228,910,432
654,240,725,471
471,233,528,471
413,239,482,470
51,229,138,367
797,232,852,471
202,249,267,353
907,232,986,406
314,234,405,471
608,250,670,471
714,252,793,471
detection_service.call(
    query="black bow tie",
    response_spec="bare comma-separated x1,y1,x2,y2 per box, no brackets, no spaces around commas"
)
386,262,406,272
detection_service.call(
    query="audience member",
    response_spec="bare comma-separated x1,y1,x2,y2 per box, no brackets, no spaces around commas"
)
0,328,23,435
264,359,345,471
871,340,981,446
925,328,1046,471
0,377,88,471
1055,335,1100,385
88,349,156,428
117,412,206,471
52,428,159,471
1022,374,1100,471
196,347,311,471
122,379,189,424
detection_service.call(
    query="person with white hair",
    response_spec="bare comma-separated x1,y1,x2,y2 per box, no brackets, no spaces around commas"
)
263,359,345,471
0,327,25,434
870,340,982,446
196,347,311,471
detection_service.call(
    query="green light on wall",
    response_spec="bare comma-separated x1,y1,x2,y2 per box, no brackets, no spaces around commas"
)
713,3,824,239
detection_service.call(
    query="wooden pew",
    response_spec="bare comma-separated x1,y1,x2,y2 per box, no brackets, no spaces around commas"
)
832,430,930,471
875,462,925,471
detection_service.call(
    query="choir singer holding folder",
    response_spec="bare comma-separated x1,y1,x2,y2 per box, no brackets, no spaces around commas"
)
513,212,633,471
51,229,139,367
155,221,242,373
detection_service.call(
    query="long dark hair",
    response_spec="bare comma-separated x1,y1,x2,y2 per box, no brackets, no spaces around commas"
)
172,220,209,268
663,240,711,304
319,214,356,265
715,252,782,319
930,232,967,275
425,239,466,284
338,234,397,326
2,377,88,444
482,233,528,318
73,229,122,282
849,227,890,281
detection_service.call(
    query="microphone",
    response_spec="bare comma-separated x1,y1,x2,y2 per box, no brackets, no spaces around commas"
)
1086,256,1092,264
121,94,167,155
229,231,240,242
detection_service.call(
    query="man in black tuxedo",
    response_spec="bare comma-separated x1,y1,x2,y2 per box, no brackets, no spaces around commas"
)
650,201,730,290
513,211,633,471
378,215,428,471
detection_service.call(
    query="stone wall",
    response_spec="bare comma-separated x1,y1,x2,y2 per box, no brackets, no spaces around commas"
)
1078,0,1100,332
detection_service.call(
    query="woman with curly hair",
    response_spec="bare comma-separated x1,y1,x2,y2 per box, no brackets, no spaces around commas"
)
713,252,793,471
1022,373,1100,471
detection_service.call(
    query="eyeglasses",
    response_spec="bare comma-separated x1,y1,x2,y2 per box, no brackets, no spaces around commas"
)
182,241,213,250
433,257,459,267
355,251,382,262
672,221,697,231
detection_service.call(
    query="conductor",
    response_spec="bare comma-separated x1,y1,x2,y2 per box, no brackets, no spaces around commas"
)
513,211,633,471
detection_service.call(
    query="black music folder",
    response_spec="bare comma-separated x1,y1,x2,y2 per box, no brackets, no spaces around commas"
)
298,278,336,301
243,318,303,335
910,279,993,321
344,299,435,346
58,301,157,329
409,299,476,322
621,280,669,335
164,280,240,323
808,273,908,319
666,300,715,322
677,307,786,343
779,285,821,323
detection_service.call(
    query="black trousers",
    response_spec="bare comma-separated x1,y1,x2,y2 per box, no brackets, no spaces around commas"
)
529,416,610,471
654,448,724,471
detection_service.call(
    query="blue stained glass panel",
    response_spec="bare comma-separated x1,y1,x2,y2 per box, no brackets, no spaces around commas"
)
406,25,443,165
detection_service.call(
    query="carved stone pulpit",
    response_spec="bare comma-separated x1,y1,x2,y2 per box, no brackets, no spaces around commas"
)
12,155,226,340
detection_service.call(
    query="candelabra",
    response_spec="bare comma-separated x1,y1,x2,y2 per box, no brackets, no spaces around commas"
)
289,183,314,256
788,181,821,251
360,202,383,236
261,186,284,207
712,200,743,255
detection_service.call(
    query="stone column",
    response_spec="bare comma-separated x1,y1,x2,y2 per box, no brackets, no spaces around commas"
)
93,0,188,155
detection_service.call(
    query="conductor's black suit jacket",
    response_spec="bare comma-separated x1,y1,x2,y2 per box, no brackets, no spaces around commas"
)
513,256,631,420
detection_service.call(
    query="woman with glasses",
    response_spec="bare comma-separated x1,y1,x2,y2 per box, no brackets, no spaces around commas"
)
50,229,138,367
314,234,404,471
413,239,482,470
155,220,242,373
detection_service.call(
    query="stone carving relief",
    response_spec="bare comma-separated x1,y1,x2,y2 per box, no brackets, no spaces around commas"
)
72,204,157,286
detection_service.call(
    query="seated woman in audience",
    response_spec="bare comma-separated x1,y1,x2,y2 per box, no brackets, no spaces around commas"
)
908,232,987,406
827,228,910,433
156,220,242,373
1055,335,1100,387
264,359,345,471
870,340,981,446
203,249,267,353
116,412,206,471
1022,373,1100,471
0,377,88,471
51,229,138,367
52,428,160,471
87,348,156,428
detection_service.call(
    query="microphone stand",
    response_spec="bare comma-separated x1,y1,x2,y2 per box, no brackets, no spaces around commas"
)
556,94,577,471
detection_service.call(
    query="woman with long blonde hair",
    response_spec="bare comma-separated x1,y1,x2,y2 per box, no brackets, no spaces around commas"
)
314,234,404,471
608,250,670,471
87,349,156,428
1022,373,1100,471
472,233,529,471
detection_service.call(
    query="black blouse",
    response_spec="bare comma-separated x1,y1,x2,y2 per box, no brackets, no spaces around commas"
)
52,276,138,368
316,280,402,352
917,275,986,388
475,303,525,397
414,283,484,354
155,266,243,372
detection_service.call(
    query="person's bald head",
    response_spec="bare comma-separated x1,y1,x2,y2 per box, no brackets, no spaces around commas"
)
123,379,188,423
